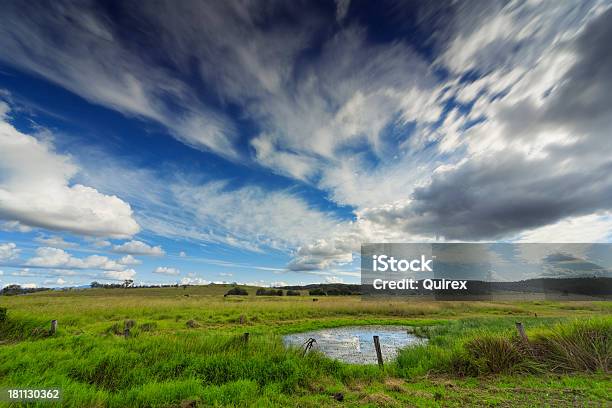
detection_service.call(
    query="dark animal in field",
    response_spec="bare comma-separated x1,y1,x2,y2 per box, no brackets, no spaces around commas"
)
312,298,318,302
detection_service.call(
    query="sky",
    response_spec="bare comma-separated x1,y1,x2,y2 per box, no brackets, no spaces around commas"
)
1,0,612,289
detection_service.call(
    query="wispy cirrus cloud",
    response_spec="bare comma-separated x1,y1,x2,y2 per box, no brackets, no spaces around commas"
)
1,0,611,280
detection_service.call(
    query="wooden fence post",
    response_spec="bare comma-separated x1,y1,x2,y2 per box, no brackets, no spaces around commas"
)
243,332,249,343
239,315,245,324
124,328,130,339
515,322,528,343
50,320,58,335
373,335,384,367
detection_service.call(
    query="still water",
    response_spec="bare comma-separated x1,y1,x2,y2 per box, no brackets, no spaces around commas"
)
283,325,425,364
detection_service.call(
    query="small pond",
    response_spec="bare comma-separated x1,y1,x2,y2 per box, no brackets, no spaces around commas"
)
283,325,426,364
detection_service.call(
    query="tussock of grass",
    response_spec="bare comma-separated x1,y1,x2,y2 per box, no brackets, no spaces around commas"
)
530,318,611,373
397,317,611,377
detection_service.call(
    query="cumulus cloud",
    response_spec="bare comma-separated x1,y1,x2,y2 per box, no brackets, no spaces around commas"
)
180,276,209,285
113,240,164,256
0,243,19,262
118,255,141,266
26,247,126,271
104,269,136,281
0,106,140,238
154,266,180,275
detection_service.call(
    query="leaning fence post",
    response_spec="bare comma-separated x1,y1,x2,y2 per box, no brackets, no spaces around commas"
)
515,322,529,343
373,335,384,367
302,338,316,356
50,320,58,335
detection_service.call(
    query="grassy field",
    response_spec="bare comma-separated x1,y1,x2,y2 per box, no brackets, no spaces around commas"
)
0,285,610,407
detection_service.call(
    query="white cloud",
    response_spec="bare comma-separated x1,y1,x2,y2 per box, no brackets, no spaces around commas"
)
92,240,111,248
179,251,186,257
335,0,351,22
154,266,180,275
517,213,612,243
113,240,164,256
34,235,77,248
180,276,209,285
0,106,140,238
170,181,343,253
0,220,32,232
0,2,238,160
0,243,19,261
325,276,343,284
43,277,66,286
118,255,141,266
11,268,35,277
104,269,136,281
26,247,127,271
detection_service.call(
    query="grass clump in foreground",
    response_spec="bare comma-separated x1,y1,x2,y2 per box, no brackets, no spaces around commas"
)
396,317,611,377
0,288,611,406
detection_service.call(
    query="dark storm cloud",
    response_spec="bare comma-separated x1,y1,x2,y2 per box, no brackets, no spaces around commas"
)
545,7,612,129
363,154,612,240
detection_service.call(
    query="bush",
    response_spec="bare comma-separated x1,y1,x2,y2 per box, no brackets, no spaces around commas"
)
0,307,6,322
308,289,326,296
286,290,300,296
225,287,248,296
139,322,157,332
461,335,530,374
256,288,283,296
531,318,611,373
186,320,201,328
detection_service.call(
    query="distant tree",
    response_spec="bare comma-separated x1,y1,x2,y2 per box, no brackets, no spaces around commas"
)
1,284,22,296
286,290,301,296
123,279,134,288
256,288,283,296
0,284,48,296
308,288,326,296
91,281,101,288
225,287,248,296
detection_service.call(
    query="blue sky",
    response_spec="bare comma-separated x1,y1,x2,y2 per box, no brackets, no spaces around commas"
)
1,0,612,288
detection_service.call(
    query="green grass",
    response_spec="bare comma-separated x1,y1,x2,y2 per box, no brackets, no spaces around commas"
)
0,286,610,407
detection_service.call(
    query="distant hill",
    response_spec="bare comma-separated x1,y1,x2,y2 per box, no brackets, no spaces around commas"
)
279,283,362,295
281,277,612,298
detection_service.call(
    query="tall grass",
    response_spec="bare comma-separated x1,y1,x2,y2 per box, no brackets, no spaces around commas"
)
1,288,610,406
530,318,611,373
396,317,611,377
